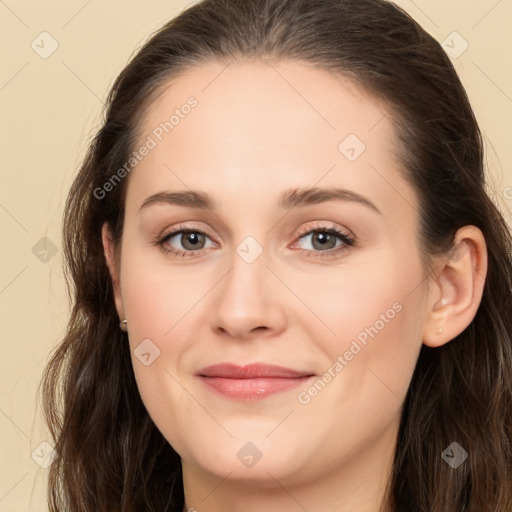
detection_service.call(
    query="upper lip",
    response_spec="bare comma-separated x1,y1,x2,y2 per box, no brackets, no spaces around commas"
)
196,363,314,379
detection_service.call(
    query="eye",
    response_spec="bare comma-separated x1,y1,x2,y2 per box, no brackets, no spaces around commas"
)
291,223,354,258
155,225,216,258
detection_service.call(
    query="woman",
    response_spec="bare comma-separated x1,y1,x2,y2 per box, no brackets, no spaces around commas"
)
41,0,512,510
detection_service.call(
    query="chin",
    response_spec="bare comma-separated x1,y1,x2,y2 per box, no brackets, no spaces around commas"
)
182,433,314,484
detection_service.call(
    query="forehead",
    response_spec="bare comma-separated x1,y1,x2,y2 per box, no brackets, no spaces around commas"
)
140,59,392,157
127,59,415,220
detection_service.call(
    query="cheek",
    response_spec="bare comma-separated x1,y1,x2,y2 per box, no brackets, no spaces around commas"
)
130,359,199,461
120,248,206,340
290,279,423,470
121,258,200,457
294,252,425,406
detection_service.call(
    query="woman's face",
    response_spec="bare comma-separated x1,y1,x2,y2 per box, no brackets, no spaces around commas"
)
105,60,431,490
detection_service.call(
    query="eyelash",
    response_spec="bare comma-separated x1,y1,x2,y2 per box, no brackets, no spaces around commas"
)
153,222,355,259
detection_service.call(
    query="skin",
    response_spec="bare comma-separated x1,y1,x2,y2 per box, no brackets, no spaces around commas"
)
102,60,487,512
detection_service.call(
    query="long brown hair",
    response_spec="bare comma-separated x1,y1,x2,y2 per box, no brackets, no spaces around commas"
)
41,0,512,510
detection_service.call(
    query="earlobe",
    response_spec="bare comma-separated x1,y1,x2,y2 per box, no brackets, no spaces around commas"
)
101,223,125,319
422,225,488,348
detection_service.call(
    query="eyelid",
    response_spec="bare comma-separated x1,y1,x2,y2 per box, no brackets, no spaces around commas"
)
294,222,353,241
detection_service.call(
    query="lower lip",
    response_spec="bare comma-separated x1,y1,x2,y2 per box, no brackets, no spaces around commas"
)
198,376,314,400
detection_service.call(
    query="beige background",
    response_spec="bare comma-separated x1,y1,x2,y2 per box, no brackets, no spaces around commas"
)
1,0,511,510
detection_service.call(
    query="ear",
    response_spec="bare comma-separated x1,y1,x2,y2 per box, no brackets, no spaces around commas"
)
101,222,125,320
422,225,488,347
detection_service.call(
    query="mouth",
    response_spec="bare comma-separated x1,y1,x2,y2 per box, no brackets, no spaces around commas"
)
196,363,316,400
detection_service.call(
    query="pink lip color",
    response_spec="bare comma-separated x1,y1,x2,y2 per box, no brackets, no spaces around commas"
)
196,363,315,400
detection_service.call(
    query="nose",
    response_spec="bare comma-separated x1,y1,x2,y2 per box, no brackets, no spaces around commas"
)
211,249,287,341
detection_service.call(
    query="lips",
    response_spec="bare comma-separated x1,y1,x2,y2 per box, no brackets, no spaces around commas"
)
196,363,315,400
197,362,313,379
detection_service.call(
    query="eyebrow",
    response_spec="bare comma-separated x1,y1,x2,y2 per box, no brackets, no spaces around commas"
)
138,187,382,215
